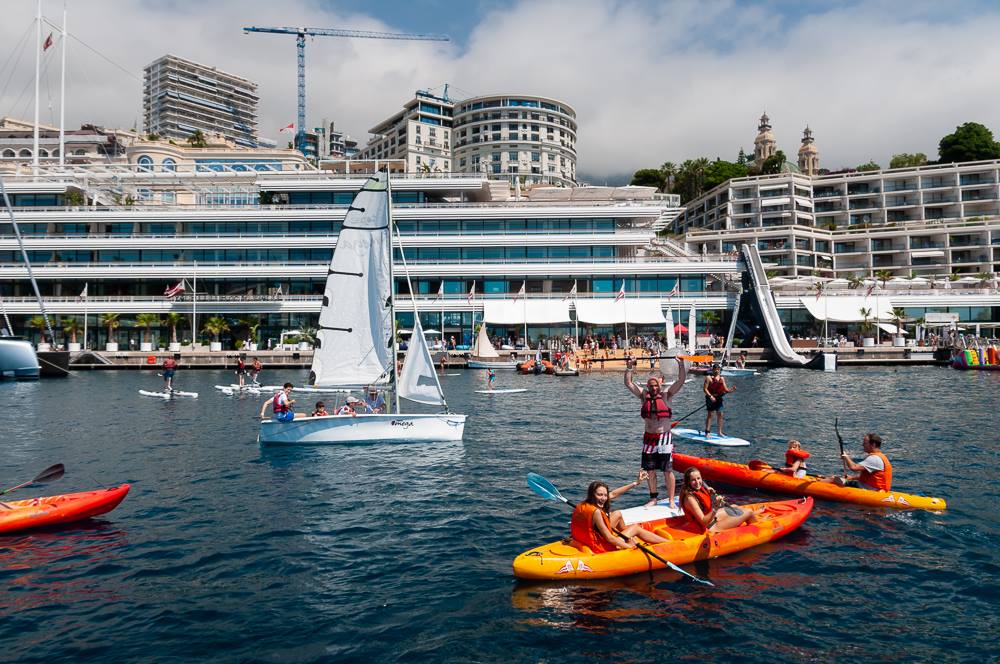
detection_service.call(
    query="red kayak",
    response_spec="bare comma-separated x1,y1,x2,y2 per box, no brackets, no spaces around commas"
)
0,485,131,535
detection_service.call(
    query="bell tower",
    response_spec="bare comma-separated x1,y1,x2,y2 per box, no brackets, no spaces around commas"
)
797,125,819,175
753,112,777,166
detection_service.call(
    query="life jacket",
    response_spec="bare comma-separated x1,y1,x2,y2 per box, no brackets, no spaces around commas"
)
163,358,177,369
237,359,245,370
272,392,290,414
785,448,810,467
252,362,262,372
859,451,893,491
570,502,613,554
682,486,714,532
707,377,727,396
641,390,672,419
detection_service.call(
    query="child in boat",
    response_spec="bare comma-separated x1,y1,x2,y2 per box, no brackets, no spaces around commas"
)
311,401,329,417
680,468,761,532
780,440,810,478
569,472,671,553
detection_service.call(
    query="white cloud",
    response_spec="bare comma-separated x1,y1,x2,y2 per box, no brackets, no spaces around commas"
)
2,0,999,176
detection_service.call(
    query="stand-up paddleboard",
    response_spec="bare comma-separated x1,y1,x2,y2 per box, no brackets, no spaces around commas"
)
442,373,461,376
619,495,682,525
475,388,528,394
260,385,350,394
215,385,261,395
722,368,758,377
672,427,750,447
139,389,199,399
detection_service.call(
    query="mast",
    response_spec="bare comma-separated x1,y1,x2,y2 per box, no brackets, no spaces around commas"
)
385,170,401,414
59,1,66,168
33,0,42,175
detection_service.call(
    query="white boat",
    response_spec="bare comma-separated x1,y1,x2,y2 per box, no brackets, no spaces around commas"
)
258,172,466,445
0,337,41,380
721,367,757,377
466,325,519,370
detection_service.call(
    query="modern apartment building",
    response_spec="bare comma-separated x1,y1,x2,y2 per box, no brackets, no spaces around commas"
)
358,90,453,173
452,94,577,186
143,55,259,148
677,160,1000,279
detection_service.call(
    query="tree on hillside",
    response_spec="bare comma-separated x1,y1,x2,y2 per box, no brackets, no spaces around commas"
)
938,122,1000,163
673,157,711,204
186,129,208,148
759,150,787,175
703,159,749,191
736,148,748,165
660,161,678,193
630,168,666,190
856,160,881,172
889,153,927,169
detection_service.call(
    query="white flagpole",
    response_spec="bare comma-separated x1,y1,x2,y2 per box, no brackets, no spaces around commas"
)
192,261,197,346
83,282,87,349
33,0,42,175
59,1,66,168
521,280,528,349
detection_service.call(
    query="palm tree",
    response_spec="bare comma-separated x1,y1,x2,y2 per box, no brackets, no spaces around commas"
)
100,312,121,345
701,311,721,335
164,312,186,344
186,129,208,148
202,316,230,345
875,269,892,290
135,313,160,345
848,275,864,290
859,307,874,338
27,315,48,344
63,317,82,345
659,161,677,193
975,271,993,288
890,307,907,338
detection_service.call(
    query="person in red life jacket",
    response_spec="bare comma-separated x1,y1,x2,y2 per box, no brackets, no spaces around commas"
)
162,356,178,391
235,355,248,388
703,365,736,437
625,356,687,507
311,401,329,417
259,383,298,422
680,467,761,533
779,440,811,478
823,433,893,491
249,357,263,386
569,472,671,553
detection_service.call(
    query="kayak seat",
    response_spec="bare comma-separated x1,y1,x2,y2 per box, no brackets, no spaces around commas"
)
651,526,674,540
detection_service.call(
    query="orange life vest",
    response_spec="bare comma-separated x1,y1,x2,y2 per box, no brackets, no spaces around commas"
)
785,448,810,467
682,486,714,532
570,502,613,554
859,450,893,491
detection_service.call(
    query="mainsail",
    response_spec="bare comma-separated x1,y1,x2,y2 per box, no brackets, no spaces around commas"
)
398,316,447,406
311,174,394,387
470,324,499,358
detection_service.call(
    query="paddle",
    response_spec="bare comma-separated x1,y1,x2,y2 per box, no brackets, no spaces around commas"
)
526,472,714,586
835,417,848,476
0,463,65,497
671,404,706,429
594,354,714,364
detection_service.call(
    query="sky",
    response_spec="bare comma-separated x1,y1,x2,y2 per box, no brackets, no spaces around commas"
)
2,0,1000,181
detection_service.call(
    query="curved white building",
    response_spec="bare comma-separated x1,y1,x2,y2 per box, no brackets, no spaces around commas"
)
452,95,577,186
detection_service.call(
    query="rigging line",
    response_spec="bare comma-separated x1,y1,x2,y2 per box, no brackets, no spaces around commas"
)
11,49,57,126
0,22,34,103
65,32,141,82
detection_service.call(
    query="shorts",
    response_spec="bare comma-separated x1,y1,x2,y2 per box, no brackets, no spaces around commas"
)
641,451,672,472
235,367,247,375
275,411,295,423
705,395,724,412
163,369,175,379
641,431,673,471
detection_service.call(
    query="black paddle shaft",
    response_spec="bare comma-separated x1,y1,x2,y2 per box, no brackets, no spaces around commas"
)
835,418,848,474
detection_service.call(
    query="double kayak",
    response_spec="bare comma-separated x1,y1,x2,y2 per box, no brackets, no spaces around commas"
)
513,496,812,580
673,453,946,511
0,485,131,535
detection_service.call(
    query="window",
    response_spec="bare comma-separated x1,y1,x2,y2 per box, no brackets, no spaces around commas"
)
137,155,154,171
161,158,176,172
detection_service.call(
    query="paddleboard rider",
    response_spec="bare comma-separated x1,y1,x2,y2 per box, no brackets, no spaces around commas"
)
235,356,247,388
822,433,892,491
680,467,761,532
703,365,735,437
487,368,496,390
625,356,687,507
260,383,298,422
570,472,671,553
250,357,262,385
162,356,178,391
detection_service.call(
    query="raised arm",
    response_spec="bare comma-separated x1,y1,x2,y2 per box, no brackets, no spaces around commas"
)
623,359,643,398
259,397,272,419
610,470,648,499
666,357,687,397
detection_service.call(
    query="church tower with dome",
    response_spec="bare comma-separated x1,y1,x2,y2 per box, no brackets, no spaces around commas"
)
797,125,820,175
753,112,777,166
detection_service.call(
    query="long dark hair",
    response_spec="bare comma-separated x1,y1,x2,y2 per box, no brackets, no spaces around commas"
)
585,480,612,514
680,467,713,505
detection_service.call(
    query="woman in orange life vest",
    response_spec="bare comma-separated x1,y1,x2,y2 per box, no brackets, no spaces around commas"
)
703,364,736,437
821,433,893,491
779,440,811,478
570,472,671,553
680,467,761,532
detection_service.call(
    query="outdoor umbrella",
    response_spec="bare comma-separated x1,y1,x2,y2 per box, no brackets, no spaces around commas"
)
674,323,688,334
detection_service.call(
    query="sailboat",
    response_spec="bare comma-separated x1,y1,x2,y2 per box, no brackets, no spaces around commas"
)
258,172,466,445
466,325,518,369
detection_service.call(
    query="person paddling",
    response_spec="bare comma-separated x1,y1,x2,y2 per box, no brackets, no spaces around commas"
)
570,472,671,553
260,383,298,422
821,433,892,491
486,368,496,391
249,357,263,386
703,364,735,437
162,355,178,392
680,467,761,532
235,355,247,388
625,356,687,507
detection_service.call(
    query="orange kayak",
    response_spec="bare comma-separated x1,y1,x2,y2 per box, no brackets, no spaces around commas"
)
513,497,811,580
673,453,946,511
0,485,131,535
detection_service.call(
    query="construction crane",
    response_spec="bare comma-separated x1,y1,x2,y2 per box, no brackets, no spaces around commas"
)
243,26,450,154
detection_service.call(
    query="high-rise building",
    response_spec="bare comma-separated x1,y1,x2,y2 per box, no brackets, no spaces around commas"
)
143,55,259,148
358,90,453,173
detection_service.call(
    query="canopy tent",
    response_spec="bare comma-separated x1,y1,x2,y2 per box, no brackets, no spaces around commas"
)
574,299,666,325
799,296,894,322
886,277,911,288
826,278,850,289
878,323,907,335
673,323,688,333
483,299,571,325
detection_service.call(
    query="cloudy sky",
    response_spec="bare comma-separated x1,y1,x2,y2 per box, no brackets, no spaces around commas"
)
2,0,1000,180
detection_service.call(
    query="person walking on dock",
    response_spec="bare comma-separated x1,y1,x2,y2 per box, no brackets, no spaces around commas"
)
625,356,687,507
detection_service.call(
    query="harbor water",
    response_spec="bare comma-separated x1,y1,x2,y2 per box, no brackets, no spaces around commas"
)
0,367,996,662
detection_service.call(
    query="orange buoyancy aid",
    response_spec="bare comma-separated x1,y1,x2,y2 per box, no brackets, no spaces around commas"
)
682,486,715,532
859,451,893,491
707,377,727,396
570,502,614,554
785,448,811,467
641,390,672,420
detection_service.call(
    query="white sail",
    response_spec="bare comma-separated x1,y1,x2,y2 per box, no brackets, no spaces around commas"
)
311,173,393,387
470,324,499,358
688,305,697,354
398,317,447,406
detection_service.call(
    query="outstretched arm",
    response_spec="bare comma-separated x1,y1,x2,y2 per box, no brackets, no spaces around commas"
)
610,470,649,499
259,398,272,419
623,359,643,398
667,358,687,397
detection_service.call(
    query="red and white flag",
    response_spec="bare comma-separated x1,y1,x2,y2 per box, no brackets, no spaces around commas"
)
467,281,476,304
667,282,679,298
562,280,577,301
615,282,625,302
164,280,185,298
43,33,53,51
865,282,876,297
513,281,526,302
278,123,295,133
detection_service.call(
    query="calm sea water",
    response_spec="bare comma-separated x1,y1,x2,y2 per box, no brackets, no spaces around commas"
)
0,366,996,662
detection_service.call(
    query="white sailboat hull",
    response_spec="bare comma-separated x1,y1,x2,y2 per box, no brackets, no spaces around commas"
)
259,412,467,445
467,359,519,370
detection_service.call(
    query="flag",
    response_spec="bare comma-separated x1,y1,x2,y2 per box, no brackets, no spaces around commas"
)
436,281,444,300
865,282,876,297
164,280,185,298
467,281,475,304
80,284,88,298
43,33,53,51
274,284,283,297
279,123,294,133
563,280,577,301
513,281,526,302
667,282,679,298
615,282,625,302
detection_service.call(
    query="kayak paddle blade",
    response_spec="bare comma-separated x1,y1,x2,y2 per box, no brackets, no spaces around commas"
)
748,460,772,471
667,560,714,586
34,463,65,484
527,473,567,504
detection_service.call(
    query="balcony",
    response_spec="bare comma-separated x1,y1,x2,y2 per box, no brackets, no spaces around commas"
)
910,240,945,249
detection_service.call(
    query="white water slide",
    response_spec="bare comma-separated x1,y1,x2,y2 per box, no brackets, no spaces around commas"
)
740,244,813,367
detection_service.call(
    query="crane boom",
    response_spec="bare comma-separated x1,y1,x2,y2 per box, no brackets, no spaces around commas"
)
243,25,449,156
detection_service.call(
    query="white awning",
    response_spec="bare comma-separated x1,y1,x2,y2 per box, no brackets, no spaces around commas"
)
761,197,791,207
799,296,894,322
911,249,944,258
483,299,571,325
574,299,667,324
759,184,788,192
794,196,813,208
879,323,907,335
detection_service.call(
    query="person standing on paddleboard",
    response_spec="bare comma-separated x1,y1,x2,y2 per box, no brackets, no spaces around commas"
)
703,365,735,437
625,356,687,507
235,355,247,388
487,368,496,391
249,357,262,386
162,355,178,392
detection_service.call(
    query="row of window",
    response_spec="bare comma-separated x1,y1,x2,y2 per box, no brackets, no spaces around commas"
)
392,246,617,261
